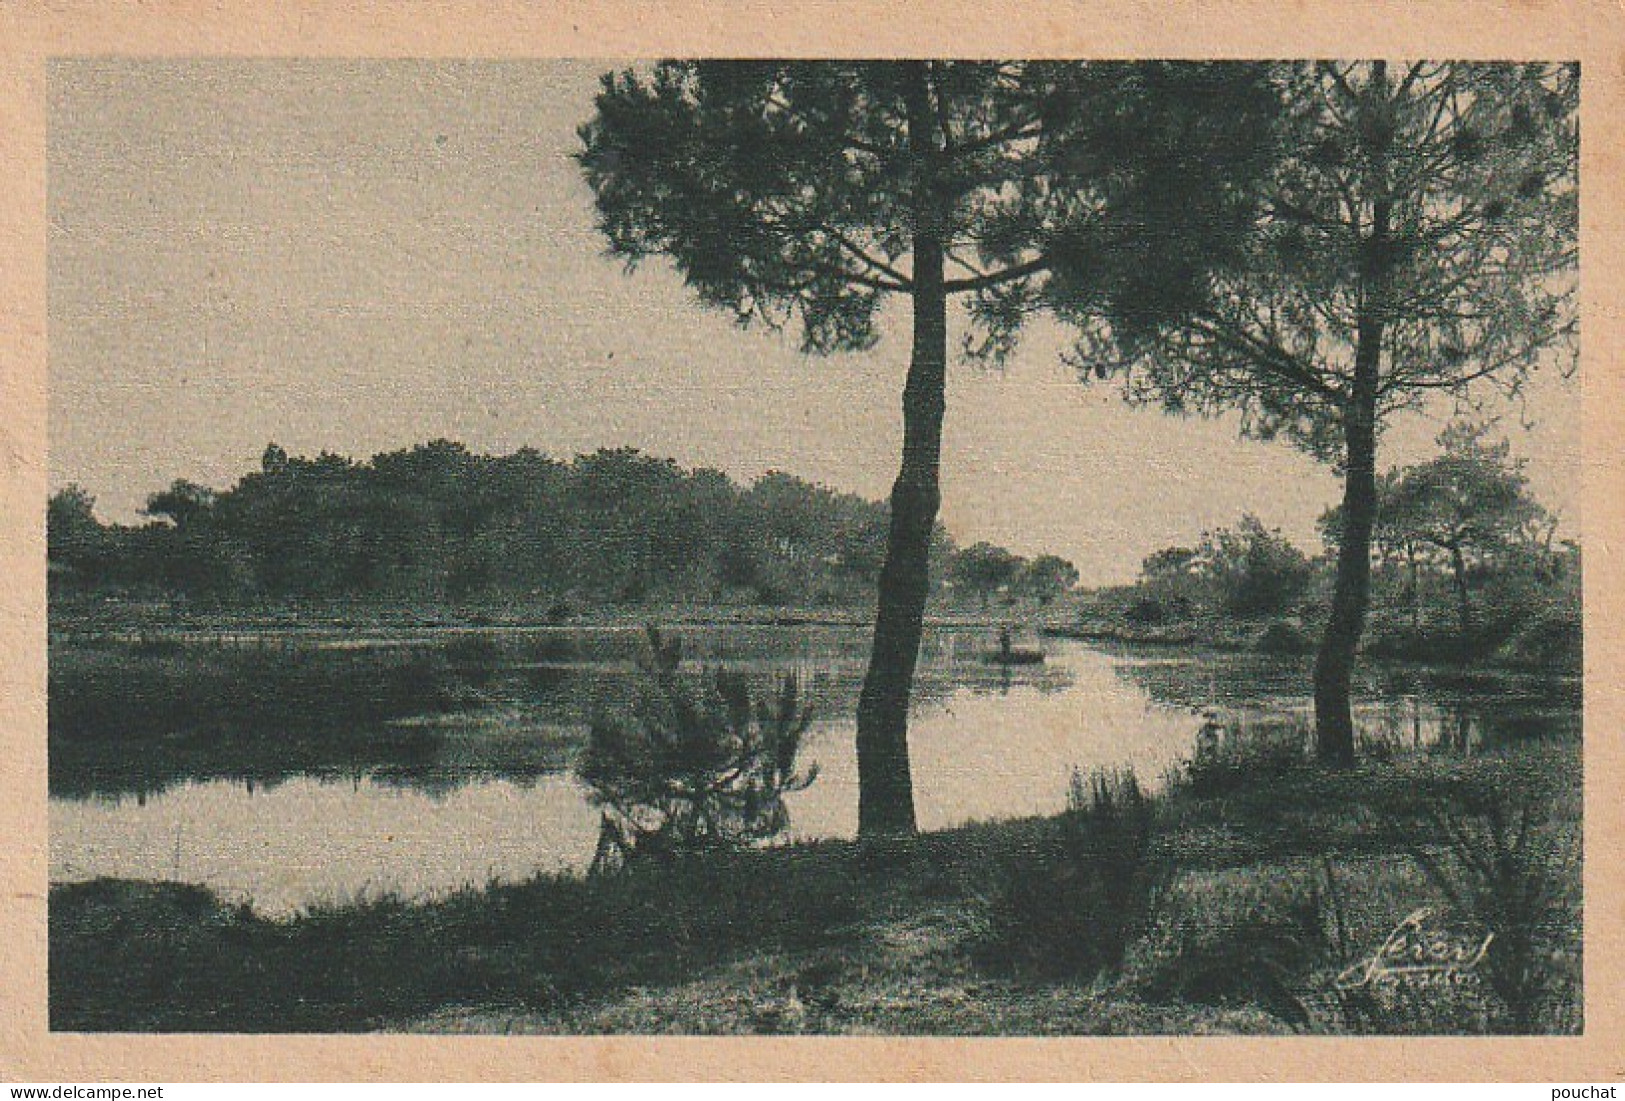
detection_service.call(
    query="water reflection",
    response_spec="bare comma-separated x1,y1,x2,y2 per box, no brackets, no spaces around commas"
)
51,774,602,914
49,631,1580,915
1105,645,1580,754
48,642,1158,913
51,625,1074,802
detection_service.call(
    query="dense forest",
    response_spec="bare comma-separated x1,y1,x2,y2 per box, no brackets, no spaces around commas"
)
48,441,1077,611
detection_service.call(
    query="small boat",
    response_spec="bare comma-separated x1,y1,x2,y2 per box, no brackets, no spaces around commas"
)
980,627,1045,665
980,647,1045,666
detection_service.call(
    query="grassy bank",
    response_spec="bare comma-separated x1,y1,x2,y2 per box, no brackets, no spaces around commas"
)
48,595,1027,641
48,642,488,799
51,736,1580,1035
1047,584,1582,675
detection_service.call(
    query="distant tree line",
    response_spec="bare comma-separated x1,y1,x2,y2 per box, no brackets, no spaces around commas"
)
47,441,1078,611
1127,423,1579,667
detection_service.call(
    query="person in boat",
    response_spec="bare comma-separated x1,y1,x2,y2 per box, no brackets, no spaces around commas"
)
1196,708,1225,758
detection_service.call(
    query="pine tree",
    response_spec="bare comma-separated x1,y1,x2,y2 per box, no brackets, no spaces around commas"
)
578,61,1278,832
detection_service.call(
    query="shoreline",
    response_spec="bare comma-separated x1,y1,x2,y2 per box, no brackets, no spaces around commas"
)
46,602,1580,680
45,598,1022,640
1040,621,1583,677
49,738,1583,1035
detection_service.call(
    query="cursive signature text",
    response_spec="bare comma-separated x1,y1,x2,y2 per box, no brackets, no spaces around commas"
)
1335,907,1493,990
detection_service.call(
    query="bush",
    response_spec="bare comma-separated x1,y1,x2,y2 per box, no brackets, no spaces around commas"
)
580,626,817,871
1253,620,1314,656
131,634,187,657
1136,873,1336,1028
1166,719,1309,800
1124,596,1174,626
51,849,867,1031
1496,613,1581,674
973,767,1171,982
1405,780,1581,1033
1362,624,1434,661
1201,516,1314,618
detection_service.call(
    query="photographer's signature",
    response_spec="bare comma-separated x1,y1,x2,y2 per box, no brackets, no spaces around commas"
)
1336,907,1493,990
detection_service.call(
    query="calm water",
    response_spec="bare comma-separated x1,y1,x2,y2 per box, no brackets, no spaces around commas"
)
49,627,1579,915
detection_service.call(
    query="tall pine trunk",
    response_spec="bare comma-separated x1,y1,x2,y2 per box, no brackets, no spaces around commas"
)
1314,69,1393,767
1314,376,1377,766
855,65,944,837
855,256,944,835
1314,214,1389,765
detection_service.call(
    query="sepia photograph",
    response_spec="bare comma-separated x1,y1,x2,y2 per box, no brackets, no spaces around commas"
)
40,56,1585,1039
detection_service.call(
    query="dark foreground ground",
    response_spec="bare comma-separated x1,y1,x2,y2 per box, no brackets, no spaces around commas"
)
51,736,1581,1035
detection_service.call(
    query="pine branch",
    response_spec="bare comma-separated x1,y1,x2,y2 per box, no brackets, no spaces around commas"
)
942,254,1049,294
1187,315,1346,403
826,227,914,290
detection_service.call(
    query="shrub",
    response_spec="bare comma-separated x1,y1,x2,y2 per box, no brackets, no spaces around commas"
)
1253,620,1314,656
513,632,576,664
1496,613,1582,674
1140,860,1518,1035
1166,719,1308,800
1136,872,1335,1028
1124,596,1172,626
131,634,186,658
1405,780,1581,1033
580,626,818,871
1202,516,1314,618
1361,624,1436,662
972,767,1171,982
1065,768,1171,971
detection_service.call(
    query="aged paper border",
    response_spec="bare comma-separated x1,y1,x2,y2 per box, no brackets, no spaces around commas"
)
2,0,1621,1082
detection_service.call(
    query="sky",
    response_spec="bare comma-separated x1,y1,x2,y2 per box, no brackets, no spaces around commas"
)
47,60,1581,585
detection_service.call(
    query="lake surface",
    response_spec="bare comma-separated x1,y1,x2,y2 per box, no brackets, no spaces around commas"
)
49,626,1579,915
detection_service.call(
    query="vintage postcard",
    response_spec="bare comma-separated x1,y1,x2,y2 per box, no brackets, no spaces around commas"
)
1,0,1622,1083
